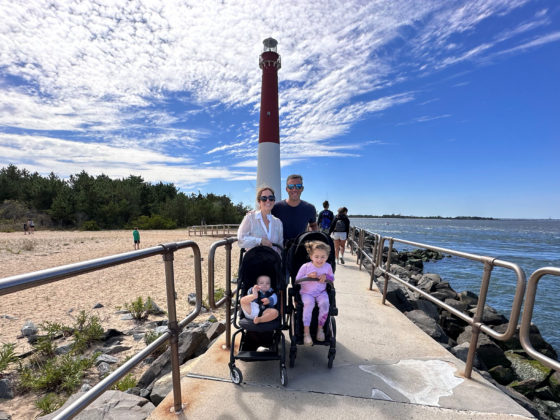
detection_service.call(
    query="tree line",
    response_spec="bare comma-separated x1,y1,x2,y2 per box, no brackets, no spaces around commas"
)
0,164,251,229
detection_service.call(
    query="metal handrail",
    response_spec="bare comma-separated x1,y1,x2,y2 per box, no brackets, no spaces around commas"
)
348,226,526,379
208,237,238,349
0,241,203,419
520,267,560,372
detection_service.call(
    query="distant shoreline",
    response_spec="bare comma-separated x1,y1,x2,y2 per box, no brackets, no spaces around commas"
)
349,215,560,221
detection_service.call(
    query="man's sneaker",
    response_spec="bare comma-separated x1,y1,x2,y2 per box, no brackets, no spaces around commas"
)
340,257,345,265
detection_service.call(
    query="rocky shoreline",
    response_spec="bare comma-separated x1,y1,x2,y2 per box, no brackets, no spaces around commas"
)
353,229,560,420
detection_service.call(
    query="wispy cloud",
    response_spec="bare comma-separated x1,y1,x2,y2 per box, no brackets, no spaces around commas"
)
397,114,451,126
419,98,440,106
496,31,560,56
453,82,470,87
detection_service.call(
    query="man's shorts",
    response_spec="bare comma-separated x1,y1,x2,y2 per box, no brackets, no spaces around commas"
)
134,240,140,244
332,232,347,240
242,301,260,320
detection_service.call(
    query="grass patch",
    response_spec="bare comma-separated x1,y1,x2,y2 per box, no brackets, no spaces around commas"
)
124,296,154,321
144,330,169,358
19,352,98,393
72,311,104,354
111,373,137,391
34,322,69,357
35,393,67,415
0,342,18,376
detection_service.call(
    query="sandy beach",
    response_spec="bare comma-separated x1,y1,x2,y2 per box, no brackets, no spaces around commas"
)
0,229,240,419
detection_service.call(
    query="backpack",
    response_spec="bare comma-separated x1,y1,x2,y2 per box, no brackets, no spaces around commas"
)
320,210,332,230
334,218,346,232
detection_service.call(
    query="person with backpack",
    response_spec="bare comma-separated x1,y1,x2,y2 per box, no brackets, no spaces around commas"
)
317,201,334,235
329,207,350,264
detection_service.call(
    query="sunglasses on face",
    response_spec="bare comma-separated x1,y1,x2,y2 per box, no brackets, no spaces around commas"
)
287,184,303,190
259,195,276,202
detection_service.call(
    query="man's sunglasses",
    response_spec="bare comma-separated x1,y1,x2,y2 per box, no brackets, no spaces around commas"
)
287,184,303,190
259,195,276,202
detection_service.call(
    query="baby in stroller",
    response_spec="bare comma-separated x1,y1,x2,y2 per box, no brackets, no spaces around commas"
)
240,275,279,324
295,241,334,345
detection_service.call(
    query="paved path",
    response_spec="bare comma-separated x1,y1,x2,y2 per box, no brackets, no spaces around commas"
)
148,252,534,419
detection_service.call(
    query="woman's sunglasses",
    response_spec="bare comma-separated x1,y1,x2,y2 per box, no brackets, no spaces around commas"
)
259,195,276,202
287,184,303,190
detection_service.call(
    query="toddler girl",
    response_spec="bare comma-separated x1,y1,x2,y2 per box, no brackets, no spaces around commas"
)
295,241,334,346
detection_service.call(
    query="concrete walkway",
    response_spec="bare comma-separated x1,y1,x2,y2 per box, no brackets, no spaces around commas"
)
148,252,534,419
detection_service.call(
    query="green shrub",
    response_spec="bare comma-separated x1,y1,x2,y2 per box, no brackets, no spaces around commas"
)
127,215,177,230
144,330,169,358
111,373,137,391
72,311,104,354
124,296,154,321
19,352,97,393
35,393,67,415
0,342,18,375
34,322,68,357
82,221,101,231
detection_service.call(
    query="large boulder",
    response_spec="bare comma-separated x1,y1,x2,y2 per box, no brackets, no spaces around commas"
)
458,291,478,306
550,372,560,401
533,399,560,420
421,273,442,284
410,300,439,322
417,278,435,293
405,310,449,344
450,342,485,370
150,356,201,406
457,326,511,369
505,352,552,383
444,299,469,313
21,320,38,336
492,323,558,359
206,322,226,342
375,278,413,312
467,305,508,326
136,328,206,389
509,378,541,395
0,379,14,399
37,391,154,420
440,317,466,340
488,365,515,385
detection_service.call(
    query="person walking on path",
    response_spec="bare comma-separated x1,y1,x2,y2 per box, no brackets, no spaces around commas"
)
27,219,35,234
238,186,283,254
317,201,334,235
329,207,350,264
23,222,28,235
133,227,140,250
271,174,317,249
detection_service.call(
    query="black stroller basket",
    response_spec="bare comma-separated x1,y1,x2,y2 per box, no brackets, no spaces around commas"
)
287,231,338,368
230,244,289,386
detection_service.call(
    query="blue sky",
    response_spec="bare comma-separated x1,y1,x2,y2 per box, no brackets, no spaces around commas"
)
0,0,559,218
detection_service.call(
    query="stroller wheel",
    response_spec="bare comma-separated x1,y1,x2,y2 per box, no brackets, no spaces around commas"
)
280,367,288,387
289,350,296,368
328,351,335,369
230,367,243,385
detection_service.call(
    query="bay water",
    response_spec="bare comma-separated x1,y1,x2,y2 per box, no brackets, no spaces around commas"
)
350,218,560,353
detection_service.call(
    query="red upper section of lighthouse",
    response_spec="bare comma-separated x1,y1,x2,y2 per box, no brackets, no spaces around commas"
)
258,46,281,145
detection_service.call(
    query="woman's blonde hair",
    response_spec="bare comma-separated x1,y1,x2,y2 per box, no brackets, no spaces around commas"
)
304,241,331,257
256,186,275,205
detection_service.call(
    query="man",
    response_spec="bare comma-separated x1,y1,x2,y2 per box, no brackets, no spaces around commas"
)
317,201,334,235
271,174,317,246
133,227,140,250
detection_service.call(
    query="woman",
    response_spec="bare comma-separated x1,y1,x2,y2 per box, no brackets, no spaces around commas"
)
238,186,283,253
329,207,350,264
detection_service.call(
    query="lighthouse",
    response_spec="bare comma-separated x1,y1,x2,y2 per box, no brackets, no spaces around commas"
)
256,38,282,200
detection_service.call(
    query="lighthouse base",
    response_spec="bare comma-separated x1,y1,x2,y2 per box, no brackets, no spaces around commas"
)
256,142,281,201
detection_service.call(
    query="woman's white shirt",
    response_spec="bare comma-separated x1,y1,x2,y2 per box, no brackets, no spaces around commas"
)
237,211,283,251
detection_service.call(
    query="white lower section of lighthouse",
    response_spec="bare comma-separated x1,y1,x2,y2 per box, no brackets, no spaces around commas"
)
256,142,281,201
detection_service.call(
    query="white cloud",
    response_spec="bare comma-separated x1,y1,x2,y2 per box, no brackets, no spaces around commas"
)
0,133,244,188
398,114,451,126
496,31,560,56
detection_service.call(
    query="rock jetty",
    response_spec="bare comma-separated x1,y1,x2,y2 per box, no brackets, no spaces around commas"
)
353,229,560,420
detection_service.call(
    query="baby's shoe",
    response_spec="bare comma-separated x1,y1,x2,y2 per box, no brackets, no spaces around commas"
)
316,328,325,342
303,334,313,346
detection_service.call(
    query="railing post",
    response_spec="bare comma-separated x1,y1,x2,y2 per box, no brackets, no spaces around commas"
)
369,234,378,290
225,240,232,349
381,238,393,305
358,229,365,270
350,227,355,255
162,243,184,414
464,259,494,378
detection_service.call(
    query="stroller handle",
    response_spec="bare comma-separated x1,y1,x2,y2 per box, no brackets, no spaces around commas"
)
294,276,334,285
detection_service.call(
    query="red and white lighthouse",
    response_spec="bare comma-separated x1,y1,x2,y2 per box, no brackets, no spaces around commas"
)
256,38,282,199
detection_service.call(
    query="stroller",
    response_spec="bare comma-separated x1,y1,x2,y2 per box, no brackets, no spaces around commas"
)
230,244,288,386
287,231,338,368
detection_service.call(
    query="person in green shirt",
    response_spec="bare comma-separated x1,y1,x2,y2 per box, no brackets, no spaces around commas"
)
133,227,140,249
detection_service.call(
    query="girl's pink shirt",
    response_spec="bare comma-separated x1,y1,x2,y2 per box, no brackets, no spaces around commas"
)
295,262,334,297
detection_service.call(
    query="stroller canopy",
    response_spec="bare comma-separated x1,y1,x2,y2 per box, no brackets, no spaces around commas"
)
239,245,285,291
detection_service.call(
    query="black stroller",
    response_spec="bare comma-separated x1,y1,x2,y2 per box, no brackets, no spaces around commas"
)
287,231,338,368
230,244,288,386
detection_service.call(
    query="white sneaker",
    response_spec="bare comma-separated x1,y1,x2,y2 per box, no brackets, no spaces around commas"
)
340,256,345,265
